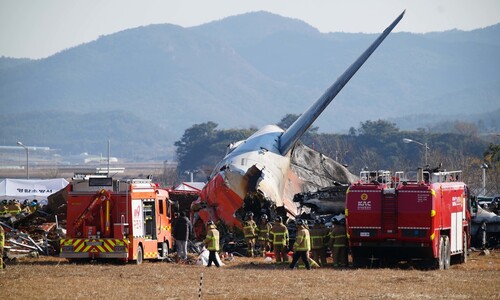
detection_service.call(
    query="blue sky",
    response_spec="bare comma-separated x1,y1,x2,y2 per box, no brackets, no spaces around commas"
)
1,0,499,59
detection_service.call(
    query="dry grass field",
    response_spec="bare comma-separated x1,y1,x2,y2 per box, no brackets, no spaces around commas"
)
1,251,499,300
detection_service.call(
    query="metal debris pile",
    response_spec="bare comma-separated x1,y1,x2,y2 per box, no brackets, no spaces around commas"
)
1,196,67,261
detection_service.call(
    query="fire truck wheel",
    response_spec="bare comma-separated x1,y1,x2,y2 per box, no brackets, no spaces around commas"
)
161,242,169,258
461,233,468,263
436,236,445,270
136,246,143,265
443,236,451,269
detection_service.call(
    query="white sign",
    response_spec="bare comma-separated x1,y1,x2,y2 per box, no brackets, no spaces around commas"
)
131,199,144,237
0,178,69,204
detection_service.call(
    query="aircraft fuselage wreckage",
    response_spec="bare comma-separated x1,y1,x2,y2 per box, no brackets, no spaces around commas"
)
191,11,405,235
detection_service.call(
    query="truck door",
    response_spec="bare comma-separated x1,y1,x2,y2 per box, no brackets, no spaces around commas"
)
143,199,157,240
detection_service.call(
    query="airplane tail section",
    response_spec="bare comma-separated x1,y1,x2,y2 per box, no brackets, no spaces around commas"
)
279,10,405,155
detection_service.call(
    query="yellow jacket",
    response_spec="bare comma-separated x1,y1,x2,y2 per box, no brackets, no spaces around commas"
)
293,225,311,251
203,225,220,251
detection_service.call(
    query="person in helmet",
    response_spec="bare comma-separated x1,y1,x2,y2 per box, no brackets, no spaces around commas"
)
256,214,272,257
289,219,311,270
242,212,258,257
310,218,329,266
269,216,289,264
203,220,220,267
0,200,7,216
329,216,348,267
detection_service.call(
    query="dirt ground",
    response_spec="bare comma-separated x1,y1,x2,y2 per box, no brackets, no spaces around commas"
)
1,250,499,300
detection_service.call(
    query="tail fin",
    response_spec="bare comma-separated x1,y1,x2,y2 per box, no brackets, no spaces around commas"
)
279,10,405,155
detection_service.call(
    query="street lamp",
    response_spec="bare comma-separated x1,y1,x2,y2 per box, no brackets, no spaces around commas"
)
403,138,429,166
17,141,29,179
480,163,488,196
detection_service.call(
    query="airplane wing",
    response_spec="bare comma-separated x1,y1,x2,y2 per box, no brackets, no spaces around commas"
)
279,10,405,155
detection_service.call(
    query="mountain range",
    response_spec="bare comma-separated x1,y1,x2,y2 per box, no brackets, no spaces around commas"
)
1,11,499,160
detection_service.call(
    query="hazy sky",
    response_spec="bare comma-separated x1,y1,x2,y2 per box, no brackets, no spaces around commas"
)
1,0,499,59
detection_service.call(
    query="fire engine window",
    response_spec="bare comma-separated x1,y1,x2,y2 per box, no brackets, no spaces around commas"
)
167,201,171,219
159,199,164,215
143,200,157,240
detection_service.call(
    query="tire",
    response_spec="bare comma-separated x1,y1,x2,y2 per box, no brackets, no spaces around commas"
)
443,236,451,269
461,233,468,264
435,236,444,270
136,246,143,265
160,242,169,258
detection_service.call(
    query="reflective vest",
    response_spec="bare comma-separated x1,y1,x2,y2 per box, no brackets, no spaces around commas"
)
309,225,328,250
0,204,6,215
0,225,4,248
293,225,311,251
204,225,220,251
330,224,347,248
7,203,21,215
269,222,289,245
243,220,257,238
257,222,271,241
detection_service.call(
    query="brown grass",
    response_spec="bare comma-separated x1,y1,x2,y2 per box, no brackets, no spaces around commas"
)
1,251,499,300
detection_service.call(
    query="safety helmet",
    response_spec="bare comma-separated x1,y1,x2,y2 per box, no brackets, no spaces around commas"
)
320,218,326,224
296,219,304,226
246,212,254,217
314,218,321,224
2,199,7,204
260,214,268,220
207,220,214,226
275,216,282,223
339,218,346,225
331,217,339,224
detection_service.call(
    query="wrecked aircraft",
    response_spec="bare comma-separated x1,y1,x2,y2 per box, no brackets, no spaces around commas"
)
191,11,405,235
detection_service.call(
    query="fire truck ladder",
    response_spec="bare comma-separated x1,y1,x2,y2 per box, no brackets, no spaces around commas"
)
381,188,398,234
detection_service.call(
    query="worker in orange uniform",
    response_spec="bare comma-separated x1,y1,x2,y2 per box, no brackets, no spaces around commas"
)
242,212,258,257
289,219,311,270
310,218,328,266
0,225,5,270
330,216,348,267
269,216,289,264
204,220,220,267
256,214,272,257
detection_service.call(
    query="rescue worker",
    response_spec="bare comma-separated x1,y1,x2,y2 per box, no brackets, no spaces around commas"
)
256,214,272,257
203,220,220,267
0,200,7,216
7,200,21,216
0,225,4,270
330,216,348,267
27,200,39,214
310,218,328,266
289,219,311,270
269,216,289,264
242,212,258,257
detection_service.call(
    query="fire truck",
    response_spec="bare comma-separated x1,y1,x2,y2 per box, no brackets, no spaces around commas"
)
60,176,173,264
345,168,470,269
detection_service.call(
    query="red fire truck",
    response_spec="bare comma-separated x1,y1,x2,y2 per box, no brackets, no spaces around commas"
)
345,168,470,269
60,176,173,264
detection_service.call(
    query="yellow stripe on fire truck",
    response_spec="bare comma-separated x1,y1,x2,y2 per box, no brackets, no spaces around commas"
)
60,239,129,253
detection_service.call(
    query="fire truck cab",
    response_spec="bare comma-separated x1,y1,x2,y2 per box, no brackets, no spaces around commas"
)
346,168,470,269
60,176,173,264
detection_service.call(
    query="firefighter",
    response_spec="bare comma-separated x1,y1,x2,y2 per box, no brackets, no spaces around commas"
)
330,216,348,267
310,218,328,266
289,219,311,270
0,225,4,270
28,200,39,214
204,221,220,267
0,200,7,216
7,200,21,216
269,216,289,264
242,212,258,257
256,214,272,257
